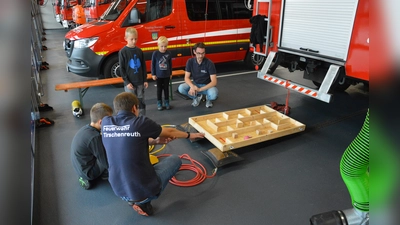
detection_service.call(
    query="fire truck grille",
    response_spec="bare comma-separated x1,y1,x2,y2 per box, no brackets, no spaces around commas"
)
64,39,73,57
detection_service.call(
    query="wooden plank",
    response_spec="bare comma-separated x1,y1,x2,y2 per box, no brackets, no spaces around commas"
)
216,126,305,151
189,115,222,123
55,77,123,91
55,70,185,92
206,120,220,132
215,123,268,138
147,69,186,79
222,113,230,120
213,119,237,127
189,120,225,150
238,113,274,122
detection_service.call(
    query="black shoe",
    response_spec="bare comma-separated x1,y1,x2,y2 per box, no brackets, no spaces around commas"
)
79,177,91,190
38,103,53,111
100,170,109,180
164,100,170,110
132,202,154,216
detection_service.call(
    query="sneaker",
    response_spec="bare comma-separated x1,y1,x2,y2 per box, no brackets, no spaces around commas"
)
157,100,163,111
206,100,213,108
100,170,109,180
205,96,213,108
164,100,170,110
132,202,154,216
79,177,91,190
191,95,202,107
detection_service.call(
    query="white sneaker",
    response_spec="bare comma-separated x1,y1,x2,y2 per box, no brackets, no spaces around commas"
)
205,95,213,108
192,95,202,107
206,100,213,108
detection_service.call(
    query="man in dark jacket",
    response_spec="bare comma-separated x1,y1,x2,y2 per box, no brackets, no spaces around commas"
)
250,14,267,50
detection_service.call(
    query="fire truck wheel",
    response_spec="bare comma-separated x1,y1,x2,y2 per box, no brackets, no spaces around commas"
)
245,52,279,74
313,77,351,92
103,54,123,87
331,67,352,92
333,77,351,92
104,55,120,78
312,80,322,88
245,52,265,70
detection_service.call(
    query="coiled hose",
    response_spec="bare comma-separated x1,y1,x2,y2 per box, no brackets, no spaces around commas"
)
340,109,369,212
149,124,217,187
158,153,217,187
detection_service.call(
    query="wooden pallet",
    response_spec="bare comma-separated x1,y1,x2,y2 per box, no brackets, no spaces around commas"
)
188,105,306,152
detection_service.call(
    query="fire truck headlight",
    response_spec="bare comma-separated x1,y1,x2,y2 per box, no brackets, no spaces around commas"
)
74,37,99,49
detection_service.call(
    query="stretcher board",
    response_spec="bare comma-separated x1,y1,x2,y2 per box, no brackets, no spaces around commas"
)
189,105,306,152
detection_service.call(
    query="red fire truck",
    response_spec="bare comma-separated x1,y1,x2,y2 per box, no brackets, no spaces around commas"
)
82,0,113,22
60,0,81,28
249,0,369,103
64,0,255,78
53,0,62,23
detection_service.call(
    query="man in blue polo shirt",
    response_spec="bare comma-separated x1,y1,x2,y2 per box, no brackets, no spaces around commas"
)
101,92,204,216
178,42,218,108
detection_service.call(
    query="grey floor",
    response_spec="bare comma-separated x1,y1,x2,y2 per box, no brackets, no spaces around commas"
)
33,29,369,225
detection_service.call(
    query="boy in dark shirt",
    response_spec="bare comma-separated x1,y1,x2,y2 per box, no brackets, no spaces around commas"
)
119,27,148,116
71,103,113,190
151,36,172,110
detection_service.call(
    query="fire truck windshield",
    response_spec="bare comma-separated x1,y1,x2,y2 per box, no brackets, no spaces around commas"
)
101,0,131,21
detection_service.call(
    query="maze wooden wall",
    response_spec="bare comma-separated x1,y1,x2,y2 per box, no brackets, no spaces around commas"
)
189,105,306,152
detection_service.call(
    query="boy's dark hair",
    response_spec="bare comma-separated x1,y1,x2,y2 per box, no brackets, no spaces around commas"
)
193,42,206,51
113,92,139,113
90,103,113,123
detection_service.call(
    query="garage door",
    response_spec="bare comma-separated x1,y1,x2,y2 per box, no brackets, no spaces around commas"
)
279,0,359,61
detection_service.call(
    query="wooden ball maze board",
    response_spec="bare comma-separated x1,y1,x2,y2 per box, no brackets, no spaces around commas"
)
188,105,306,152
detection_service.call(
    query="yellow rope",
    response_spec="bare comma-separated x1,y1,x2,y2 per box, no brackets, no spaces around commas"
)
148,124,176,155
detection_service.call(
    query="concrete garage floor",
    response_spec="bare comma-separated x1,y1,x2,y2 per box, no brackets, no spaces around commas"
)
33,29,369,225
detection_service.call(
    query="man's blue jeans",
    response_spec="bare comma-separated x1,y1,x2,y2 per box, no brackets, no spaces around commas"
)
122,154,182,204
178,83,218,100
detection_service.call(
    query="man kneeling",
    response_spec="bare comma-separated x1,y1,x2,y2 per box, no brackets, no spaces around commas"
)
102,92,205,216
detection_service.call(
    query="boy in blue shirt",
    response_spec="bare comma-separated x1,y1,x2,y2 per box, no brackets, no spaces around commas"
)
151,36,173,110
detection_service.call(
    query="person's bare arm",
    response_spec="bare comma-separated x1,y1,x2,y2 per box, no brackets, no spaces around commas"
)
198,74,217,92
184,71,199,96
148,137,172,145
159,127,205,140
184,71,194,87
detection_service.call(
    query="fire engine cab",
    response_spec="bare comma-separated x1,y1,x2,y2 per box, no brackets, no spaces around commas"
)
59,0,81,28
82,0,113,22
64,0,255,79
250,0,369,103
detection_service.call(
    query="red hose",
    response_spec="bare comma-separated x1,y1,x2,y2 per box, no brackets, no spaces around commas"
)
284,80,290,115
158,154,217,187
